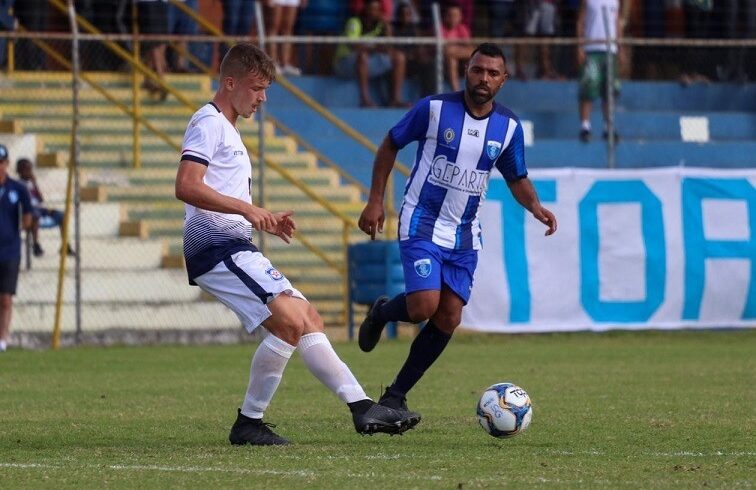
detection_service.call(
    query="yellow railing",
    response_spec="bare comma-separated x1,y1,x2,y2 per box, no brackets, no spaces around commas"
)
40,0,372,326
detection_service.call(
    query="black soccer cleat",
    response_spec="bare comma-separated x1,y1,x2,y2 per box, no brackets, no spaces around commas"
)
379,388,422,432
579,128,591,143
358,295,389,352
353,401,407,435
229,409,291,446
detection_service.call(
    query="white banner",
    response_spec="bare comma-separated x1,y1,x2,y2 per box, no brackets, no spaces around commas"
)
462,168,756,332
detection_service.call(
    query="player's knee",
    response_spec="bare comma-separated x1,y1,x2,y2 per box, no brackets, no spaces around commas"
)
277,317,307,345
303,306,324,334
433,312,461,334
407,302,436,323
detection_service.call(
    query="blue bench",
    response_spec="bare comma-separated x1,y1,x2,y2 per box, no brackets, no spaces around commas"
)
347,241,405,340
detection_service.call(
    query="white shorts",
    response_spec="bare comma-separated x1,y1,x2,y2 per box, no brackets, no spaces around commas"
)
270,0,301,6
194,250,307,333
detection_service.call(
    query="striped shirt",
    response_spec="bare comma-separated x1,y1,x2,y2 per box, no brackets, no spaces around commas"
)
390,92,527,250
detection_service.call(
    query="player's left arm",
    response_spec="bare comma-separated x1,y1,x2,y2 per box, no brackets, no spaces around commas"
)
497,120,556,236
507,178,557,236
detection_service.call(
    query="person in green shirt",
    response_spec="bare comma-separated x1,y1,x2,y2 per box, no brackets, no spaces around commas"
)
334,0,409,107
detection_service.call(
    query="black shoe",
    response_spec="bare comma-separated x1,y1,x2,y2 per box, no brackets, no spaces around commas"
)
358,295,389,352
228,409,290,446
579,129,591,143
378,388,422,432
32,243,44,257
353,401,406,435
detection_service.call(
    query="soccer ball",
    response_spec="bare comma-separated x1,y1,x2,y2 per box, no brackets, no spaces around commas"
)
476,382,533,438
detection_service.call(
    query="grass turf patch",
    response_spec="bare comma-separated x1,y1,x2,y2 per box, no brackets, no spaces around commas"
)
1,329,754,488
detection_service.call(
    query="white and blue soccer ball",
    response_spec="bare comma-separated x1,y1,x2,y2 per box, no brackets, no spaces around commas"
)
476,382,533,438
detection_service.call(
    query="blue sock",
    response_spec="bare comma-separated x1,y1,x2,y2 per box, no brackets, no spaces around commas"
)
390,322,451,396
374,293,411,324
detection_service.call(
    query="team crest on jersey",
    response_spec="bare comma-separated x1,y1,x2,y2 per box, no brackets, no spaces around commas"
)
486,140,502,159
443,128,455,144
8,190,17,204
266,267,284,281
414,258,432,278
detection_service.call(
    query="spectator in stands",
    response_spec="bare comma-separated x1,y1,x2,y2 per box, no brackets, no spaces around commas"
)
577,0,622,143
523,0,559,79
13,0,47,70
334,0,409,107
16,158,75,258
137,0,169,100
487,0,527,80
0,144,33,352
167,0,205,73
393,0,434,97
716,0,754,82
219,0,255,61
679,0,714,85
0,0,13,69
267,0,307,76
441,2,473,91
351,0,394,21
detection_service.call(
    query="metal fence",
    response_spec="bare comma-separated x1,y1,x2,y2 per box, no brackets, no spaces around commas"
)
0,1,754,348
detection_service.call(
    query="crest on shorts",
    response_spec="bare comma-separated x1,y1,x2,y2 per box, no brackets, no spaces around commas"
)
414,258,432,278
266,267,284,281
486,140,502,160
443,128,455,144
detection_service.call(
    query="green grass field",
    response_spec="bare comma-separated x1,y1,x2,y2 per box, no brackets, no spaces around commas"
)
1,330,754,488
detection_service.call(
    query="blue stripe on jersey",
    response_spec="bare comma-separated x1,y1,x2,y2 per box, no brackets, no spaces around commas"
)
223,256,272,304
397,137,427,238
454,106,514,248
411,97,465,240
496,118,527,181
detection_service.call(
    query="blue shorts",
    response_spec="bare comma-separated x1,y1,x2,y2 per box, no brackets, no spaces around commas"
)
399,238,478,304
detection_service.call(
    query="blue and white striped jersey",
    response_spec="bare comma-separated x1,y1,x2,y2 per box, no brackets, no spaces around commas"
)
390,92,527,250
181,102,257,284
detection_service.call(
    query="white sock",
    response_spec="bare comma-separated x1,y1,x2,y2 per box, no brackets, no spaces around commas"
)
298,332,368,403
581,120,591,131
240,334,296,419
0,340,6,352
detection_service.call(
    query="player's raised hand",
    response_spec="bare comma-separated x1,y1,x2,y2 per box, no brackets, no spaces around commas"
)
243,205,278,232
358,201,385,240
533,206,557,236
268,210,296,243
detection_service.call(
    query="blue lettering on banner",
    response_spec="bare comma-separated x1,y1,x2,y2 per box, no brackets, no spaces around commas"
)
579,181,666,322
488,179,557,323
682,178,756,320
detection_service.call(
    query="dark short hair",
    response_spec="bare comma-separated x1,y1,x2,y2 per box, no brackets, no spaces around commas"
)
470,43,507,66
220,42,276,82
16,158,32,172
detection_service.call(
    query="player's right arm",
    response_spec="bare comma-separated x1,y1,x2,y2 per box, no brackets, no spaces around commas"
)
359,135,400,239
175,161,277,232
359,98,431,239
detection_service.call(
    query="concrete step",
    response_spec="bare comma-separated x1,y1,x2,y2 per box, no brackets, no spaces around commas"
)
19,118,275,138
23,236,165,270
15,297,352,332
14,301,239,333
0,71,212,91
17,269,196,303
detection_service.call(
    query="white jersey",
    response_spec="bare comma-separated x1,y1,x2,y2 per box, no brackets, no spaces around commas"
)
583,0,619,53
181,102,256,284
